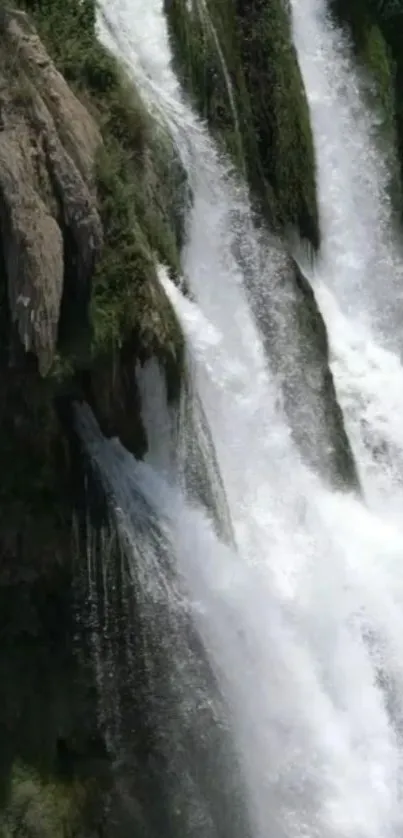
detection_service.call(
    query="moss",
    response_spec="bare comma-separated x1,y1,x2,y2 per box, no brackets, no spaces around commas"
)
91,126,184,361
18,0,187,394
0,764,89,838
165,0,248,169
234,0,319,245
0,1,191,834
0,0,188,584
165,0,319,246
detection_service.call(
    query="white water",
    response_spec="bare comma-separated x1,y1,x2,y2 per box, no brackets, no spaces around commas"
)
83,0,403,836
290,0,403,516
291,0,403,330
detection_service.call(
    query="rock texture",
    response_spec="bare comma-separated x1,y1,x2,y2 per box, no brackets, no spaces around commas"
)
240,236,359,490
0,6,189,836
166,0,319,247
0,8,102,373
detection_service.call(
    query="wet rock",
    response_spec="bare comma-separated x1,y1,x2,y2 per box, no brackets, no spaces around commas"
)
0,9,103,373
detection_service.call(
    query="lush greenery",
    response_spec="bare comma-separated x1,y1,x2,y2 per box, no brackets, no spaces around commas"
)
165,0,320,247
24,0,186,368
0,0,188,565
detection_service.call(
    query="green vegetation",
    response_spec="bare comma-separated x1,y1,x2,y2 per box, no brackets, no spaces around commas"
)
23,0,186,369
0,764,87,838
165,0,320,247
0,0,187,571
0,0,189,828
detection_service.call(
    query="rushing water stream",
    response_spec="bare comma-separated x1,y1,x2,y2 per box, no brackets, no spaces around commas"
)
291,0,403,518
76,0,403,836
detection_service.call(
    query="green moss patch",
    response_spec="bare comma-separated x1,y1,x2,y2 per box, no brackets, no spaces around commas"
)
0,764,82,838
19,0,186,387
165,0,319,246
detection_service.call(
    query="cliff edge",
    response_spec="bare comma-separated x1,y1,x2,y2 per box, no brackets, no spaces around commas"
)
0,7,103,374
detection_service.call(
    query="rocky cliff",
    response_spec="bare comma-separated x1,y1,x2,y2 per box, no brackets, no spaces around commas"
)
166,0,320,248
0,7,103,374
0,3,186,834
0,0,360,833
166,0,358,488
0,0,186,578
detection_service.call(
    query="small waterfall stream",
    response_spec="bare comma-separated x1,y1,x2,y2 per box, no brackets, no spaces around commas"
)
290,0,403,517
75,0,403,836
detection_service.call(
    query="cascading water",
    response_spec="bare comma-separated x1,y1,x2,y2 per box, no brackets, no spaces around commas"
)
290,0,403,516
291,0,403,332
136,349,234,543
76,0,403,836
76,403,255,838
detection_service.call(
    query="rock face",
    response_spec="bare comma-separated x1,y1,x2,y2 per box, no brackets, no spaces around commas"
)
0,0,187,590
165,0,320,247
0,0,363,833
0,8,103,374
0,5,188,836
165,0,358,489
240,235,359,490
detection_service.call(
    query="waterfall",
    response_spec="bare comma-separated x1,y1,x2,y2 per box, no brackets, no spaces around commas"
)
75,0,403,836
136,347,233,542
290,0,403,335
76,391,403,838
290,0,403,517
76,402,255,838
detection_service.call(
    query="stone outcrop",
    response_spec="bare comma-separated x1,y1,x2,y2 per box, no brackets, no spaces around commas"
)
165,0,358,489
0,1,186,596
0,8,103,374
239,234,359,490
0,5,189,836
165,0,319,247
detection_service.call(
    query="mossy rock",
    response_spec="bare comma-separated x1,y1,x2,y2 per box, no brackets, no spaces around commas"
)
0,763,99,838
165,0,319,246
0,4,189,837
18,0,188,391
0,764,79,838
0,0,188,504
0,1,190,716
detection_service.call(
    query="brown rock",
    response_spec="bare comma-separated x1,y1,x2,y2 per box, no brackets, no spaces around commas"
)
0,7,101,183
0,9,103,374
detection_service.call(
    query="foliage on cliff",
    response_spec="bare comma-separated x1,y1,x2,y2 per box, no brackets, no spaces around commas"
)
23,0,186,366
0,0,187,572
165,0,320,248
0,0,188,829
